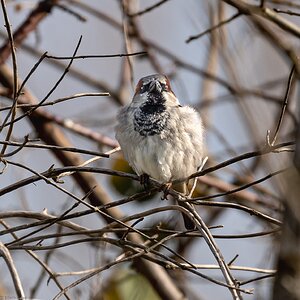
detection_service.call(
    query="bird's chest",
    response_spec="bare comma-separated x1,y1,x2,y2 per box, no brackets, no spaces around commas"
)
133,103,170,137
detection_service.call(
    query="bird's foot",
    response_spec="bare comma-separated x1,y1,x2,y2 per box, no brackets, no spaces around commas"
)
159,182,172,200
139,173,150,190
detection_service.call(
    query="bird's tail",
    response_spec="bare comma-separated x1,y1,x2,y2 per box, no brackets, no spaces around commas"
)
173,182,195,230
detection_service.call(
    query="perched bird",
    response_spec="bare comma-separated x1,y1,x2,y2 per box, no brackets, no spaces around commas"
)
115,74,204,229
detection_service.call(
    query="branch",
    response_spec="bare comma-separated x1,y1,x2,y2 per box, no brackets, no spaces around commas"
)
186,12,241,43
0,0,60,63
0,0,18,155
0,220,71,300
0,139,110,157
183,202,243,299
4,36,83,128
0,92,110,112
45,51,147,59
222,0,300,38
128,0,170,17
190,200,282,225
186,141,294,181
195,169,286,202
268,64,295,146
0,242,25,299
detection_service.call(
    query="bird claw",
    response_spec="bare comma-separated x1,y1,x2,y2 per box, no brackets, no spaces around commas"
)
159,182,172,200
139,173,150,190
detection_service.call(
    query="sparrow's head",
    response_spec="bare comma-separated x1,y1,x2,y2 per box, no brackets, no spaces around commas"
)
132,74,179,107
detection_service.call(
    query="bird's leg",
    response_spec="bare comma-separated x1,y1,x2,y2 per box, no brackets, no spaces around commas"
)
159,182,172,200
139,173,150,190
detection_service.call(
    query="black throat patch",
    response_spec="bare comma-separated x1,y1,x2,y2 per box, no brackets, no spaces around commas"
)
133,93,170,136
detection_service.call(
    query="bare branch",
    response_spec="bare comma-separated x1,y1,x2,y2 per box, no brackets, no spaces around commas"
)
128,0,170,17
186,12,241,43
268,64,295,146
0,242,25,299
0,0,18,155
45,51,147,60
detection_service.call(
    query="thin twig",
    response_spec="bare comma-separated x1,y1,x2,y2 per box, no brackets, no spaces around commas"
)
0,0,18,155
273,8,300,17
45,51,146,59
55,3,87,21
1,102,119,147
0,139,110,157
0,135,29,158
0,92,110,112
55,146,120,181
240,274,274,285
16,52,48,99
3,36,83,128
186,12,241,43
185,141,294,182
269,64,295,146
176,263,276,275
5,190,93,248
190,200,282,225
193,168,286,201
128,0,170,17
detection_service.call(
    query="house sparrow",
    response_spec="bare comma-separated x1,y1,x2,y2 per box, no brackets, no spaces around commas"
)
115,74,204,229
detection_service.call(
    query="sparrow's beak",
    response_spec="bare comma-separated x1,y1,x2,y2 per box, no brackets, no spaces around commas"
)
149,80,162,93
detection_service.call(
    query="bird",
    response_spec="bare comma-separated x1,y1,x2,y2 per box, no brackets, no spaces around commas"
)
115,74,204,229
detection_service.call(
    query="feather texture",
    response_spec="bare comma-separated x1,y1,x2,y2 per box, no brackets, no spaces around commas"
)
115,74,204,229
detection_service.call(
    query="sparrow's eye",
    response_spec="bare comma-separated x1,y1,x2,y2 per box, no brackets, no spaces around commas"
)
135,80,149,94
140,83,150,93
160,83,167,91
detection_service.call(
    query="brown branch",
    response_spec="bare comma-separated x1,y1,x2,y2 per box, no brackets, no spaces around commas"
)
0,0,60,63
0,91,118,147
222,0,300,38
199,4,220,128
221,0,300,74
0,242,25,299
